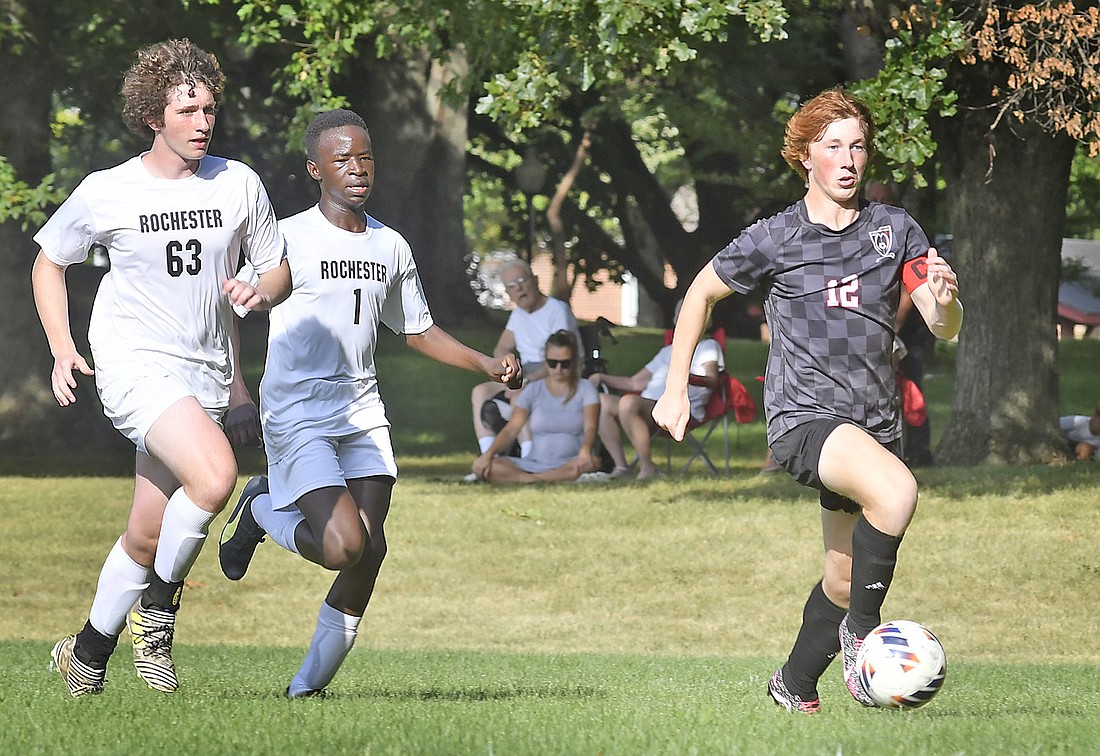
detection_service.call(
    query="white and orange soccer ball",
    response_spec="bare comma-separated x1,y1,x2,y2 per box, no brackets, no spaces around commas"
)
856,620,947,709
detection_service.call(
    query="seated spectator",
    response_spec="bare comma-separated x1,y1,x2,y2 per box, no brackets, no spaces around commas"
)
1060,403,1100,460
469,259,580,457
588,326,723,480
472,331,600,483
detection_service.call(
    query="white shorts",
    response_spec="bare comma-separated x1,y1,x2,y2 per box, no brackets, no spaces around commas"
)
268,426,398,511
95,359,225,454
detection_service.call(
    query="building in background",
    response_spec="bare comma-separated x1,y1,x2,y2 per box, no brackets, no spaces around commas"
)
1060,238,1100,339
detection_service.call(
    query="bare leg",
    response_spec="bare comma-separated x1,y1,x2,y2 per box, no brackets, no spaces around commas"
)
817,424,916,537
619,394,658,479
471,382,505,447
596,393,629,470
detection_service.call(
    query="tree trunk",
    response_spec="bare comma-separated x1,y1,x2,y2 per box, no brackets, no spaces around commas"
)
341,49,483,326
0,9,126,457
935,110,1074,464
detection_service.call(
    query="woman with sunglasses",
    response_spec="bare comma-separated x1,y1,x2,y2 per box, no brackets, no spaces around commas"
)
471,330,600,483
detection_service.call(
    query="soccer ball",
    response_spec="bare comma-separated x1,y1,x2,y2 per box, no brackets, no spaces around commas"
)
856,620,947,709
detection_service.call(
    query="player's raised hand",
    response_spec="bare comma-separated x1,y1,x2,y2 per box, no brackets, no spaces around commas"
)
51,350,94,407
925,247,959,306
222,277,269,311
652,388,691,442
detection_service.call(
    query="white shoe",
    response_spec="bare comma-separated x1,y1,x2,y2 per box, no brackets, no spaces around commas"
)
462,472,481,483
575,471,612,483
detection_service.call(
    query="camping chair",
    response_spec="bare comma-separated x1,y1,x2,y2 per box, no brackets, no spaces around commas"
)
657,327,757,475
662,371,756,475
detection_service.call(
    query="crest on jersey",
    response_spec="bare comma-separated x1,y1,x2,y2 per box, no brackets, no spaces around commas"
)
869,225,894,262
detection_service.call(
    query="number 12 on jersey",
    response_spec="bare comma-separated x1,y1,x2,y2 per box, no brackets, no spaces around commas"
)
826,274,860,308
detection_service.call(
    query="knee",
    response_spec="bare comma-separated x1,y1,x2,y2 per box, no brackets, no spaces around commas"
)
184,457,238,514
322,529,365,571
471,383,495,405
861,470,918,532
822,571,851,608
618,394,642,417
363,536,387,568
121,529,157,567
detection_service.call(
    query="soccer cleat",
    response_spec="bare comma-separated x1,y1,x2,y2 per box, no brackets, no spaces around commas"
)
128,602,179,693
219,475,269,580
767,668,821,714
286,686,328,699
50,635,106,698
839,615,875,707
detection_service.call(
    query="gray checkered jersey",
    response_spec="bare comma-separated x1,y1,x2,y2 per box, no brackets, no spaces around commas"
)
712,200,930,445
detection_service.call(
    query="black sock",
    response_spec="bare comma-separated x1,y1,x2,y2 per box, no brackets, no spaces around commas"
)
74,620,118,668
141,573,184,613
782,580,846,699
848,516,903,636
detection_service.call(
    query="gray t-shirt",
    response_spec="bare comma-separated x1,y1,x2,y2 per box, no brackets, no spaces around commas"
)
511,379,599,473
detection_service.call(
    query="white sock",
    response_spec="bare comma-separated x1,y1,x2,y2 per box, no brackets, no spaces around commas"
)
88,537,150,636
251,492,303,556
520,440,533,458
287,602,361,696
154,488,216,582
478,436,495,453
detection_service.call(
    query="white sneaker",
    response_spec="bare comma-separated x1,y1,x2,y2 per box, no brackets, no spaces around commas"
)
575,471,612,483
462,472,481,483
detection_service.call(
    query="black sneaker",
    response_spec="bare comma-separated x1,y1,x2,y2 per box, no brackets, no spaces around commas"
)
219,475,269,581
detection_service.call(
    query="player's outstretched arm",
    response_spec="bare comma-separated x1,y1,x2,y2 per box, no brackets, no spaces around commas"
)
405,325,521,387
911,247,963,341
652,264,730,441
31,251,94,407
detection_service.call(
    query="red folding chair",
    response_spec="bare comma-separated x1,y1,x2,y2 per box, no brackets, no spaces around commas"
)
657,327,757,475
664,372,756,475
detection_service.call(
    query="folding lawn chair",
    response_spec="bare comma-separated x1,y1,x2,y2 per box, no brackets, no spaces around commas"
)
658,327,757,475
663,372,756,475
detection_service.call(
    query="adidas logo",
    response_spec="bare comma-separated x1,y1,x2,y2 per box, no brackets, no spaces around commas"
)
864,581,886,591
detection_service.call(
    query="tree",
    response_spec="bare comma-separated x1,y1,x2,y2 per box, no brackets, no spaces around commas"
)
854,1,1097,463
229,0,800,325
0,3,129,455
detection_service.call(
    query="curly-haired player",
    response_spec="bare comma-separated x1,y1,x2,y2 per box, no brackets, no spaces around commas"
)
32,38,290,697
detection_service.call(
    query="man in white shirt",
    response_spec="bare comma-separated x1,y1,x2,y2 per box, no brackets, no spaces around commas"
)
469,260,580,456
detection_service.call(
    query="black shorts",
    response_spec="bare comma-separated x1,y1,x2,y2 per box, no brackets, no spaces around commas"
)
770,418,902,514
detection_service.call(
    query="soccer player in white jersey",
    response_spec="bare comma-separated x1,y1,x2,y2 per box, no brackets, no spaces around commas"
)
218,108,520,698
653,88,963,713
31,39,291,698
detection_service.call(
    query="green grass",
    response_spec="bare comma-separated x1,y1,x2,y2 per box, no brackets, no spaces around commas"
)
2,644,1098,754
2,328,1100,754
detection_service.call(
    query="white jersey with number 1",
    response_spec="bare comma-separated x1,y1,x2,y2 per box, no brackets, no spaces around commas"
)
258,205,434,462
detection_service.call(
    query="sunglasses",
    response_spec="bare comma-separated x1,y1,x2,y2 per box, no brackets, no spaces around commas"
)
545,358,572,369
504,275,529,291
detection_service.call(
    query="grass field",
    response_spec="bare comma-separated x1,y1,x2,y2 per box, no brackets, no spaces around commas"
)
2,328,1099,754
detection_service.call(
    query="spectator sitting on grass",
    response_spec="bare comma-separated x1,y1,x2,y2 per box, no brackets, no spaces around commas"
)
1060,403,1100,460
